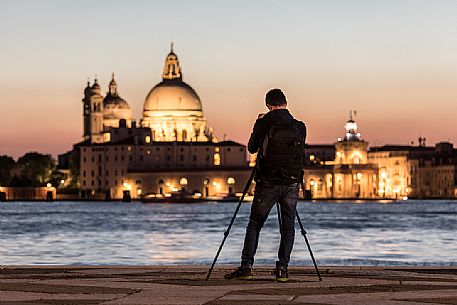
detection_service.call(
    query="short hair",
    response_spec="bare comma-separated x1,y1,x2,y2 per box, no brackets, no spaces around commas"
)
265,89,287,106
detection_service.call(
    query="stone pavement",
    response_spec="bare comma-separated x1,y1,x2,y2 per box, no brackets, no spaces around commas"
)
1,266,457,304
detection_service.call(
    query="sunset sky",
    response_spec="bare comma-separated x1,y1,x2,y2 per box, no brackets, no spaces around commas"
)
1,0,457,158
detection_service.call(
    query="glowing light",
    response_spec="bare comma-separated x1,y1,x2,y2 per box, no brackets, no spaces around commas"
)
60,179,65,184
145,136,151,143
166,182,171,187
123,182,131,190
212,181,221,188
46,183,52,188
164,193,172,198
227,177,235,185
356,173,362,180
336,151,342,157
309,155,315,161
309,180,315,186
147,150,151,155
179,177,188,185
213,153,221,166
337,137,342,141
381,172,387,179
128,146,132,151
193,192,202,198
170,186,179,192
137,189,142,196
402,196,408,201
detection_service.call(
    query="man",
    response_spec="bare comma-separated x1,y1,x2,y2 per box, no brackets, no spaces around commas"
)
225,88,307,282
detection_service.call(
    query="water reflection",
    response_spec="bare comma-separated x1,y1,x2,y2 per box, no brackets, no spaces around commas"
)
0,200,456,266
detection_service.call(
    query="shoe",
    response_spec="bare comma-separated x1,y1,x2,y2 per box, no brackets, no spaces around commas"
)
275,264,289,282
224,266,253,280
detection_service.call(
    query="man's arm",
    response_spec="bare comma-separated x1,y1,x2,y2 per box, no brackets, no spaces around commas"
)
247,118,269,154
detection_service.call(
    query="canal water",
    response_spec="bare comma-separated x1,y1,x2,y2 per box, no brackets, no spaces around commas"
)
0,200,456,266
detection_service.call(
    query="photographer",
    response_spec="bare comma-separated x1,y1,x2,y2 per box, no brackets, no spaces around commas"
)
225,88,307,282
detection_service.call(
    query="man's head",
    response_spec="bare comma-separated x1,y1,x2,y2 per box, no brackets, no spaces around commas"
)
265,89,287,110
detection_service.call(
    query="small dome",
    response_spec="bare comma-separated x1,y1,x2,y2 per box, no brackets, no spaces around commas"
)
103,95,131,109
103,74,132,123
91,79,100,90
144,79,202,111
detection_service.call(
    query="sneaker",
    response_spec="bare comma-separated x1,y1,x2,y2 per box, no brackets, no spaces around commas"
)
275,265,289,282
224,266,253,280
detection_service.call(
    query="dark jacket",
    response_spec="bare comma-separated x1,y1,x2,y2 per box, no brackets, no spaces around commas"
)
248,109,307,154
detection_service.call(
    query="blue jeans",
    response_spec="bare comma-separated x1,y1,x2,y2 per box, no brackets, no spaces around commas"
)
241,181,299,268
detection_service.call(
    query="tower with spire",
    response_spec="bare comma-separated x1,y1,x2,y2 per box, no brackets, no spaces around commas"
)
335,110,368,165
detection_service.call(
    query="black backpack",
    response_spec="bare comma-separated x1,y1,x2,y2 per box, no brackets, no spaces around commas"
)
258,121,305,184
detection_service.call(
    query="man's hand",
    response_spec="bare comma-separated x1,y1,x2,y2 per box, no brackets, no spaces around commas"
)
257,113,266,119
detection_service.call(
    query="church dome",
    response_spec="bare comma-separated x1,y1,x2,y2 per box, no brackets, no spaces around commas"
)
144,79,202,111
141,44,209,142
102,74,132,127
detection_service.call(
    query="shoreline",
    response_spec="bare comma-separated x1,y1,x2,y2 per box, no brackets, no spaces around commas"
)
2,265,457,304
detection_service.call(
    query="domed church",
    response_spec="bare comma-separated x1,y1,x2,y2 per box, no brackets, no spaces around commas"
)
103,74,133,129
82,75,133,143
141,44,211,142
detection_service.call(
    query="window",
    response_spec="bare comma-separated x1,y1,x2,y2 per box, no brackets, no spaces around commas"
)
91,170,94,177
83,157,86,163
121,156,124,161
129,155,132,161
156,147,160,151
193,155,197,162
214,153,221,166
180,155,184,162
115,155,118,162
167,155,171,162
140,155,144,161
83,170,86,177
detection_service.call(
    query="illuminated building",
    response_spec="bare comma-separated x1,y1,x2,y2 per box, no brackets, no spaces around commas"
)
141,44,211,142
304,112,378,199
369,142,457,199
73,45,251,199
82,74,133,143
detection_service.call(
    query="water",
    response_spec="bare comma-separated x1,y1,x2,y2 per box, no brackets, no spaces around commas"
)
0,200,456,266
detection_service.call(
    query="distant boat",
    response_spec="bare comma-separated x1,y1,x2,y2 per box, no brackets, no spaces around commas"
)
141,192,206,203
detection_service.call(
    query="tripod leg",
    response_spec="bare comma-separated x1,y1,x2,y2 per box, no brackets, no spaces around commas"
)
205,168,256,281
295,210,322,281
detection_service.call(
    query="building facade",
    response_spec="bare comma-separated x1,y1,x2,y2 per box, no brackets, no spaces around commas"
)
304,112,378,199
74,45,251,200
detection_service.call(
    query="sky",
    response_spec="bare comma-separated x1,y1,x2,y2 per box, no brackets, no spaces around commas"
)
1,0,457,158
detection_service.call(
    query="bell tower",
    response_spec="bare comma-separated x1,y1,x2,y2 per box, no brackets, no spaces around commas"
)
82,78,104,143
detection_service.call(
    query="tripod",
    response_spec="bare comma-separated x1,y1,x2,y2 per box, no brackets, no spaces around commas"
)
206,167,322,281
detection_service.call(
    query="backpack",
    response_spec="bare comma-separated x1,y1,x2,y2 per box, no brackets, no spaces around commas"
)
258,121,305,184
